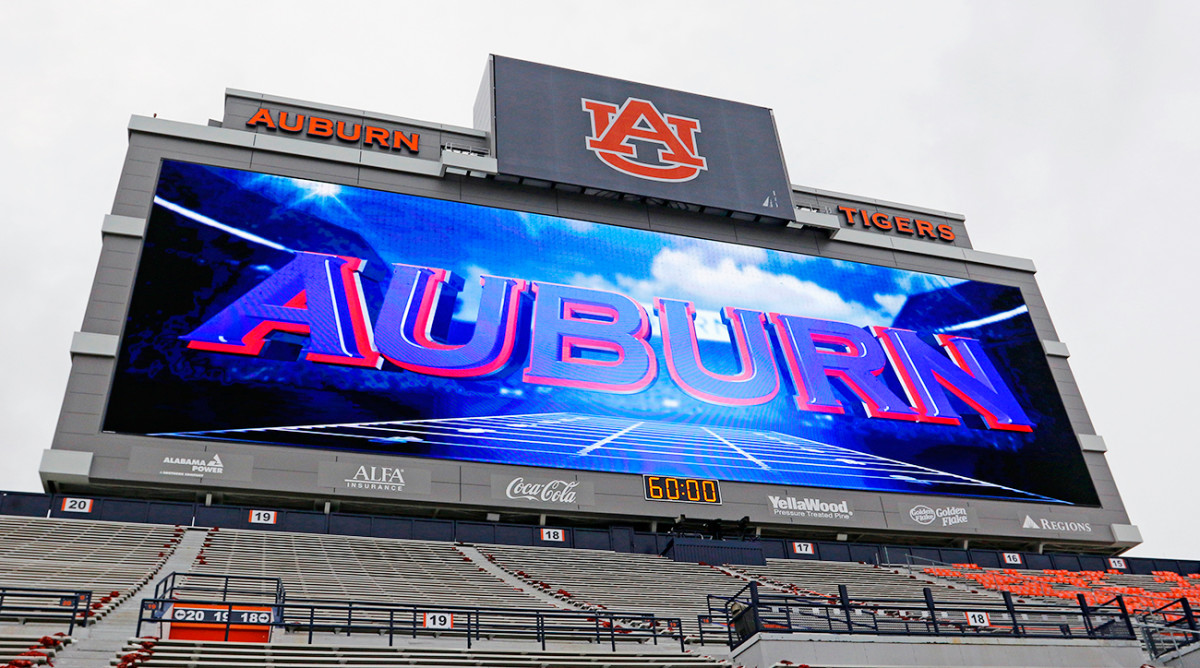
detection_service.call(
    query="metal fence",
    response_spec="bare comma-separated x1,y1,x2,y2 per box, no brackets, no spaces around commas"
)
0,586,92,634
1141,597,1200,658
152,571,285,604
138,594,683,650
702,581,1136,648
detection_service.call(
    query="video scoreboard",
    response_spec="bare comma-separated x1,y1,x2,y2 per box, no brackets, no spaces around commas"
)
42,59,1137,547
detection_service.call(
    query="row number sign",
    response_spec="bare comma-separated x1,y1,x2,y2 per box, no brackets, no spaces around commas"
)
792,542,815,555
61,498,94,513
1002,552,1023,565
966,611,991,627
1108,557,1127,570
248,510,278,525
540,528,565,542
424,612,453,629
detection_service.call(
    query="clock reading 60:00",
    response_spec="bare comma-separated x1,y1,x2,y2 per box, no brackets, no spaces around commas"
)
643,475,722,504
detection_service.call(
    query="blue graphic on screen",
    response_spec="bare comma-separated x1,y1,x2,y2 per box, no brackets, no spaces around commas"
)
104,160,1099,505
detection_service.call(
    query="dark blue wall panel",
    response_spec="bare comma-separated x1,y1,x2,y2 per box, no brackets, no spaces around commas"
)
328,514,371,537
574,529,610,551
456,522,496,545
816,543,850,562
371,517,413,540
494,524,534,546
412,519,453,542
280,511,327,534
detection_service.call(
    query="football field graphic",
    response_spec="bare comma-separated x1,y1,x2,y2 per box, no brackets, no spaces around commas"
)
157,412,1062,503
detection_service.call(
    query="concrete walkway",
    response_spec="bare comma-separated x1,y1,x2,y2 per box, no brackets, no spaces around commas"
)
53,527,208,668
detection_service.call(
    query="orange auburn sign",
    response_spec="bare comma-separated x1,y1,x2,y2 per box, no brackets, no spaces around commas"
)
246,108,419,153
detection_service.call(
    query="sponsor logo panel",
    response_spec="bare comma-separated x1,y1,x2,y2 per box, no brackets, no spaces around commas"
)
767,494,854,522
1020,514,1094,533
128,446,253,482
317,462,433,497
900,502,977,529
491,475,596,507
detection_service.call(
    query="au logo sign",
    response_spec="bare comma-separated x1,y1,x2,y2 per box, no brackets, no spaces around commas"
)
582,97,708,182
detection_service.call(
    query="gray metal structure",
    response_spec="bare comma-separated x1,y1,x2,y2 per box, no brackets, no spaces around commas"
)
41,84,1138,553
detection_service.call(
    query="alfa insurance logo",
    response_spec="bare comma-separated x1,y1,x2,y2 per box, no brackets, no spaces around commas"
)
582,97,708,182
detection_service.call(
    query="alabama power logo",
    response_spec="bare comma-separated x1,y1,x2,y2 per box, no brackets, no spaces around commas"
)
582,97,708,182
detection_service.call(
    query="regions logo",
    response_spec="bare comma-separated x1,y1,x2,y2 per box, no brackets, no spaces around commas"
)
908,504,971,528
1022,515,1092,533
582,97,708,182
506,477,580,504
768,495,853,520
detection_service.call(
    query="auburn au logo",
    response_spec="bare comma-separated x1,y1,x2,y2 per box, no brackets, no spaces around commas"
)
582,97,708,182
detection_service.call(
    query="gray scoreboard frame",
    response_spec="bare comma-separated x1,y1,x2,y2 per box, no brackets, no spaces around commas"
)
42,88,1139,552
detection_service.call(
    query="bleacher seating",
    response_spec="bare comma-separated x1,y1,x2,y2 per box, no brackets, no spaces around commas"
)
477,543,750,636
189,528,558,610
110,638,733,668
0,633,71,665
0,516,179,619
728,558,1004,605
921,564,1200,612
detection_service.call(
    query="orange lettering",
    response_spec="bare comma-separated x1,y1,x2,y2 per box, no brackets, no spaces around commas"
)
336,121,362,142
936,224,956,241
915,219,935,238
246,108,276,129
860,209,873,228
837,206,859,225
279,112,305,133
308,116,333,137
364,126,390,147
870,213,892,230
393,131,419,152
894,216,914,234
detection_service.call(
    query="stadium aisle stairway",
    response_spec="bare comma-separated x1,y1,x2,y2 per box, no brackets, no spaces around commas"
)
475,544,751,638
107,638,734,668
0,517,181,622
919,563,1200,612
49,528,207,668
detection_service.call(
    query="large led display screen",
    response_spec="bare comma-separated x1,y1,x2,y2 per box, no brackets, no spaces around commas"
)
104,160,1099,506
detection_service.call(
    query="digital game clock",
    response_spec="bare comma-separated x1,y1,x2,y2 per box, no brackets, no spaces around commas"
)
642,475,722,504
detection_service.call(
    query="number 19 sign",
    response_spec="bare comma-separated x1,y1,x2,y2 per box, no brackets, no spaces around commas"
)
424,612,453,629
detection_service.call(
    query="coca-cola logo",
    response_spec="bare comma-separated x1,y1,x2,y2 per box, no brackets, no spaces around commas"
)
505,477,579,504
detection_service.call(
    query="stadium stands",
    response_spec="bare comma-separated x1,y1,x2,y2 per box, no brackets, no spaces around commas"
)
188,528,559,610
0,516,179,620
109,638,733,668
476,543,752,637
728,558,1003,605
0,633,71,666
920,563,1200,612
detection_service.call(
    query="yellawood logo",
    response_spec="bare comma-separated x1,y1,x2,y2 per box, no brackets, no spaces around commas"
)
768,495,853,520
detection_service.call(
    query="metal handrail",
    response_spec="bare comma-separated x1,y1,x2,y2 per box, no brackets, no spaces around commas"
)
154,572,286,603
704,581,1136,649
138,595,684,651
0,586,92,634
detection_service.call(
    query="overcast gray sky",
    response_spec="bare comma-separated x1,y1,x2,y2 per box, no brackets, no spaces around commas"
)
2,1,1195,557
